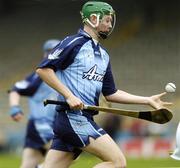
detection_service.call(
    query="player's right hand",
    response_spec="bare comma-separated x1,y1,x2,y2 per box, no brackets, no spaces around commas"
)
66,95,84,110
9,106,24,122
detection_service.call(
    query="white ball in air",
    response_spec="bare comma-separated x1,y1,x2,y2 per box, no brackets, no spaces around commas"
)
165,83,176,93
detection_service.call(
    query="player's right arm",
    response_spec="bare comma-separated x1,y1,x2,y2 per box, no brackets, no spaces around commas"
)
36,36,86,110
36,67,83,110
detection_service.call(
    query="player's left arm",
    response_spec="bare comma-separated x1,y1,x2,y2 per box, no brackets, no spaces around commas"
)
106,91,172,109
102,62,172,109
105,90,149,105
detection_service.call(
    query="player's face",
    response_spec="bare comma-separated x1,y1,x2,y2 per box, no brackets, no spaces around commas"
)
97,15,113,35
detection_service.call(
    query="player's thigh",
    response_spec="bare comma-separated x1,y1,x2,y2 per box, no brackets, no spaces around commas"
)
82,134,126,163
21,148,43,167
43,149,74,168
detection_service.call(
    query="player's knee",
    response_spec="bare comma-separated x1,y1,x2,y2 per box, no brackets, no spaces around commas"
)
114,162,127,168
20,163,35,168
112,154,127,168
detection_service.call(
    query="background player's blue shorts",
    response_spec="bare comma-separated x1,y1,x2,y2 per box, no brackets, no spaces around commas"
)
24,119,54,155
51,111,106,159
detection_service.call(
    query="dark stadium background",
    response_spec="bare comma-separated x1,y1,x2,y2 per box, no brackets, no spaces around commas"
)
0,0,179,162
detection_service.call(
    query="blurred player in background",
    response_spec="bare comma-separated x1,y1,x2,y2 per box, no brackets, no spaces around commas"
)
8,39,60,168
170,122,180,160
36,1,172,168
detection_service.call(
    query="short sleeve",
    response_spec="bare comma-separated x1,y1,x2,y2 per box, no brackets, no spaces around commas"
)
11,73,42,96
37,35,87,71
102,62,117,96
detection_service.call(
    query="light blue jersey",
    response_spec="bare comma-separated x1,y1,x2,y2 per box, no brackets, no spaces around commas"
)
28,82,57,122
38,29,117,116
12,73,57,122
55,39,109,105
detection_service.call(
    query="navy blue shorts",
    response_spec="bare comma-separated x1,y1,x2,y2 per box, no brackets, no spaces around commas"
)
24,119,54,155
51,112,106,159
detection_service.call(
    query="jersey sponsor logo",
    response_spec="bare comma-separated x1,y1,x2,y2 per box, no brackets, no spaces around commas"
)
48,48,63,60
82,65,105,82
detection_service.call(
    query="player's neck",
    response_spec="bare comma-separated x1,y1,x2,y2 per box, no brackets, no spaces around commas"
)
83,25,99,42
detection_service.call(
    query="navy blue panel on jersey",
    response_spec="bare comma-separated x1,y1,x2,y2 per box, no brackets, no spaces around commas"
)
11,73,42,96
102,62,117,96
38,34,90,71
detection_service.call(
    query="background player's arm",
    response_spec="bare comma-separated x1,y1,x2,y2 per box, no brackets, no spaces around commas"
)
9,91,23,122
36,67,83,109
9,91,20,106
8,73,41,122
105,90,172,110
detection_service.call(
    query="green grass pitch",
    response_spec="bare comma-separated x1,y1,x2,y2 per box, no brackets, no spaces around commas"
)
0,153,180,168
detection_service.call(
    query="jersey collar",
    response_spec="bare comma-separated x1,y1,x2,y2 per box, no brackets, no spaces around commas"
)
78,28,92,39
78,28,99,46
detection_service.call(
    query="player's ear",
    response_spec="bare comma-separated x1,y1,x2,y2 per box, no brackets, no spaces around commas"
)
89,14,98,25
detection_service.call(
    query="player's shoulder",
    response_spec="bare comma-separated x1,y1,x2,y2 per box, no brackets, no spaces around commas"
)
60,33,89,49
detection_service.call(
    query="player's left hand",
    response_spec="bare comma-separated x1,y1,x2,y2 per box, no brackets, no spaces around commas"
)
148,92,173,109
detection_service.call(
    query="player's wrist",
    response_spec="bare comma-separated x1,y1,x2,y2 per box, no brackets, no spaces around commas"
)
9,105,23,117
65,93,74,102
145,97,151,105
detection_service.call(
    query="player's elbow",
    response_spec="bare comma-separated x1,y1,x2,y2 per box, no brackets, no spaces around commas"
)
36,67,54,79
36,68,47,79
104,94,114,102
36,68,43,76
104,90,119,102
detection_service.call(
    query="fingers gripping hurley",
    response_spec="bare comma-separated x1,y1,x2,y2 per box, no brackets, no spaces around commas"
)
43,100,173,124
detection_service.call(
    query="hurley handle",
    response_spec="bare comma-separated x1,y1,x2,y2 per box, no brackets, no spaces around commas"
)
43,99,71,111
